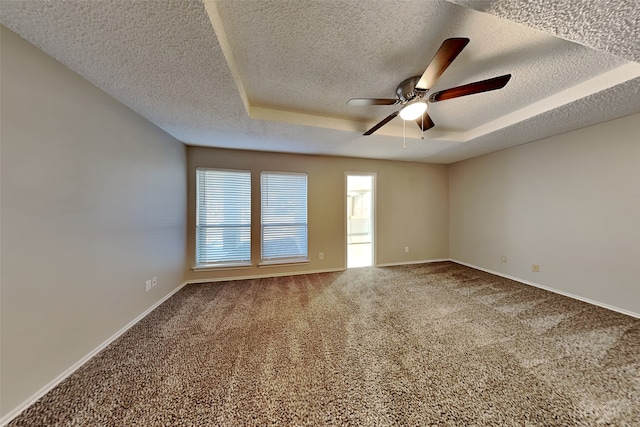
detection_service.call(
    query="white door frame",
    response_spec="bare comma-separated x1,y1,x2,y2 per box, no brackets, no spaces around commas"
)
345,172,376,268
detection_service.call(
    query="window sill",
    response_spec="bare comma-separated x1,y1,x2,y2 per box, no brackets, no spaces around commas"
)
258,258,309,267
192,262,252,272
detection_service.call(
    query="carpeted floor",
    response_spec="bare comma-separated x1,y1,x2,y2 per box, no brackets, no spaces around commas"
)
9,262,640,426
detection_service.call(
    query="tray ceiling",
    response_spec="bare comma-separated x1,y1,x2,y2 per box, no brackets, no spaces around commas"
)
1,0,638,163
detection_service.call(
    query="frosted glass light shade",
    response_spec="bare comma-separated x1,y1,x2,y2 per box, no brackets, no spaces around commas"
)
399,101,427,121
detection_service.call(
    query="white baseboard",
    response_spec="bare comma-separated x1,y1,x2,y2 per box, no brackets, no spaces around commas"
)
450,259,640,319
1,265,366,425
5,260,637,425
0,281,189,427
375,258,450,268
186,267,346,284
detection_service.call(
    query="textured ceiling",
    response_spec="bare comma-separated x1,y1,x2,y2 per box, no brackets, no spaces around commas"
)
1,0,639,164
448,0,640,63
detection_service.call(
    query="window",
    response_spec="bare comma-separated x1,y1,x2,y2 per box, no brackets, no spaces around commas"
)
196,168,251,266
261,172,308,263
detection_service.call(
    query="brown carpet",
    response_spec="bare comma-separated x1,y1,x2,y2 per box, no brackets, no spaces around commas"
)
10,262,640,426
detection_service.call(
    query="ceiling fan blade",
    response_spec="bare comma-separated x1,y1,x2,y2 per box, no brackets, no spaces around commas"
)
429,74,512,102
363,111,399,136
415,111,435,131
415,38,470,91
347,98,398,106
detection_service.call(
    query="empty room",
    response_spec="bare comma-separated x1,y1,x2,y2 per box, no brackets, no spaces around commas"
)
1,1,639,425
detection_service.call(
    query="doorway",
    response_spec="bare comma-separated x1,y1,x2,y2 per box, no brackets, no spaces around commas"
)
347,174,374,268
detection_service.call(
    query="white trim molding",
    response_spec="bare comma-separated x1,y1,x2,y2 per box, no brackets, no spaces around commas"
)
0,281,189,427
375,258,450,268
5,260,637,426
450,259,640,320
187,267,345,284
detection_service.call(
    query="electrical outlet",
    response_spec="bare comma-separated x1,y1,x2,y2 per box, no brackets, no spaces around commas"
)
145,279,152,292
501,256,507,262
405,247,409,253
152,276,157,287
532,264,540,272
319,252,324,260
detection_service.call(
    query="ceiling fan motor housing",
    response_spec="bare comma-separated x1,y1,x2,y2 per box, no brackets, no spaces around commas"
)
396,75,426,103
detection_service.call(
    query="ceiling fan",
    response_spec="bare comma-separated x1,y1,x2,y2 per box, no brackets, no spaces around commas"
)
347,38,511,136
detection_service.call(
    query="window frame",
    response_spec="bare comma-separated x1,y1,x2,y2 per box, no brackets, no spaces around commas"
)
194,167,252,269
259,171,309,266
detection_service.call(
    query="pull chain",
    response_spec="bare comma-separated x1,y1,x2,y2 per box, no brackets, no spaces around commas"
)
403,119,407,148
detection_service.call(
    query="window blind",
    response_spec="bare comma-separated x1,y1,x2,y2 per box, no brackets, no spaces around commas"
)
196,169,251,265
261,172,308,261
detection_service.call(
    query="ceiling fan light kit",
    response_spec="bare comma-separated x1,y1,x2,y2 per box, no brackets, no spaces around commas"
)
399,101,428,121
347,37,512,136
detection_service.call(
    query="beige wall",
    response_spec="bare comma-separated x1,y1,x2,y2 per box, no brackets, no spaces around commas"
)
0,27,187,417
4,15,638,423
449,113,640,315
187,147,449,281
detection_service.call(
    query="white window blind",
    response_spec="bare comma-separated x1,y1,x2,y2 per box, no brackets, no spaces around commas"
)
261,172,308,262
196,169,251,266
